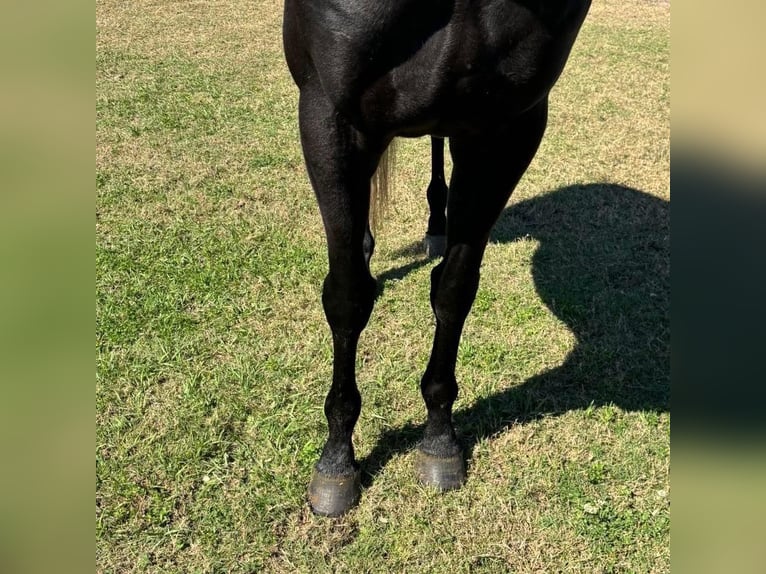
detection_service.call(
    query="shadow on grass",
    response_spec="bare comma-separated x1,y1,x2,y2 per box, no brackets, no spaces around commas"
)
375,257,432,299
360,183,670,486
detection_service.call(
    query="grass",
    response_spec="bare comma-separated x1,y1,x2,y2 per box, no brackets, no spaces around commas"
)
96,1,670,572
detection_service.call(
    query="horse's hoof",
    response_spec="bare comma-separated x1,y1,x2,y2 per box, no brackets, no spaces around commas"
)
308,469,361,517
415,450,466,491
424,234,447,258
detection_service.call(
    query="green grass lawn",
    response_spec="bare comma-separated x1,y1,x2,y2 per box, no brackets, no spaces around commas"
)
97,1,669,572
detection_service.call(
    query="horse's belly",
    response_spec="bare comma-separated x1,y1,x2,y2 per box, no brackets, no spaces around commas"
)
357,51,564,138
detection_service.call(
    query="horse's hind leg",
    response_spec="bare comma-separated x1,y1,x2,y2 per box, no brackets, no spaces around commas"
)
425,136,448,258
417,100,548,489
363,223,375,269
299,81,383,516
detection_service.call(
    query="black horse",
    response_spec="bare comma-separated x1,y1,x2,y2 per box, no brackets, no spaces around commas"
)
283,0,592,515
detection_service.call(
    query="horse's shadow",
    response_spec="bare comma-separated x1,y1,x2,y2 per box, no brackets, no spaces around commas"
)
360,183,670,485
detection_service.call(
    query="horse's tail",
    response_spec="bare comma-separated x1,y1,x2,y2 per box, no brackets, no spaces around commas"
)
370,139,397,233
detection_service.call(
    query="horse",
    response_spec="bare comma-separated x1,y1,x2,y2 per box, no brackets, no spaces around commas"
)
282,0,592,516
